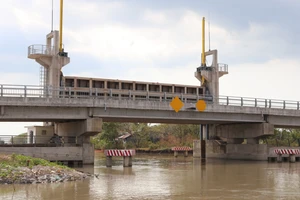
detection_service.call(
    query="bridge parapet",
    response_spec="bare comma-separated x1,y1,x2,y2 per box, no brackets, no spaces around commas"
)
1,84,300,111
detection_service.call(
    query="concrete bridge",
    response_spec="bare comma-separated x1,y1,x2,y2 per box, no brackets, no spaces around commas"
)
1,84,300,127
1,19,300,164
1,84,300,162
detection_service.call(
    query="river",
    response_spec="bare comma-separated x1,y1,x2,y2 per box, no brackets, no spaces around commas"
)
1,152,300,200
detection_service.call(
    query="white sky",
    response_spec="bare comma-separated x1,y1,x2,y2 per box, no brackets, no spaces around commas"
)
1,0,300,135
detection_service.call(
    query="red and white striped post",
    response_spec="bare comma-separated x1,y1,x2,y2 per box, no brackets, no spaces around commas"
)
104,149,136,167
171,147,192,157
274,149,300,163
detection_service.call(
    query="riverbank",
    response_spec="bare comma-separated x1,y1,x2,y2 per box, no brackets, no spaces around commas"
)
0,154,88,184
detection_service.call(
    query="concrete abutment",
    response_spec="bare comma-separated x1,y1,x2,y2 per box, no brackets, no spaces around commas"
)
6,118,104,165
55,118,102,164
194,123,277,161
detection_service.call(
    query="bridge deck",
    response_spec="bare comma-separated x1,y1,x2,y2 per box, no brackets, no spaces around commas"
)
0,84,300,127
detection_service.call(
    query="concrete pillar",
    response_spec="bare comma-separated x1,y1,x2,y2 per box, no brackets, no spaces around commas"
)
118,82,121,100
290,154,296,163
184,151,188,157
203,125,207,140
206,125,209,140
106,156,112,167
193,140,201,158
123,156,132,167
200,125,204,140
104,81,108,100
277,154,282,163
82,142,94,164
89,79,92,89
201,140,206,159
174,151,178,157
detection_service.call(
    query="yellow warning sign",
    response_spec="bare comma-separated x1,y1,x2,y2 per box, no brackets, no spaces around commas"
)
196,100,206,112
170,96,184,112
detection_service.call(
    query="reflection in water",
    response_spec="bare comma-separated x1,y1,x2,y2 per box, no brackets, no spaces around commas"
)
1,153,300,199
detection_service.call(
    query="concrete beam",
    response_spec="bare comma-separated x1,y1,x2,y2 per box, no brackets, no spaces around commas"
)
216,123,274,139
57,118,102,137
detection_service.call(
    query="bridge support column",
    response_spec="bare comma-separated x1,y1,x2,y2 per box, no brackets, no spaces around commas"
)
201,140,206,160
123,156,132,167
174,151,178,157
277,154,282,163
56,118,103,164
214,123,274,161
106,156,113,167
193,124,208,159
82,141,95,165
193,140,201,158
184,151,188,157
290,154,296,163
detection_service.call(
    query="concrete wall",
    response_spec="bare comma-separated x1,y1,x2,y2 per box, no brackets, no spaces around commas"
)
0,147,82,161
0,146,94,164
205,141,268,160
31,126,54,144
225,144,268,160
206,140,226,158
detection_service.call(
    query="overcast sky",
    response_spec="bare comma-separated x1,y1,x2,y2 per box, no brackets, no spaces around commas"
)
1,0,300,135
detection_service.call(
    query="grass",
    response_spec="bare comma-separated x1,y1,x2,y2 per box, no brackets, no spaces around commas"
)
0,153,69,179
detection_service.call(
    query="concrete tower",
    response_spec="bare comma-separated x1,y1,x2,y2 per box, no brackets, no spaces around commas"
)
194,17,228,102
28,31,70,95
28,0,69,96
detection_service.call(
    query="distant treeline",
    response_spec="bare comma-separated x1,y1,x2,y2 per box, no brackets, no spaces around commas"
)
91,123,300,150
91,123,200,150
262,128,300,147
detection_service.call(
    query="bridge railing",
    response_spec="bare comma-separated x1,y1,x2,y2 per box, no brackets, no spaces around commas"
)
0,135,81,146
0,84,44,97
0,84,300,110
28,44,54,57
218,63,228,73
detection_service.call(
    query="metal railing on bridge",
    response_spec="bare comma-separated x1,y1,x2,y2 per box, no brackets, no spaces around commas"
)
0,84,299,110
0,135,82,147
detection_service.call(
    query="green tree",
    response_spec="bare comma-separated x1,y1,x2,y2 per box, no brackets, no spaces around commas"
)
91,122,123,149
265,128,300,147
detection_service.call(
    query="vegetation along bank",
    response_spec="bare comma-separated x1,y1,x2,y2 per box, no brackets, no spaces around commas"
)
0,154,88,184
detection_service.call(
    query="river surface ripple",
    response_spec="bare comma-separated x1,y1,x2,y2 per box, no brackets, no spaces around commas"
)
1,152,300,200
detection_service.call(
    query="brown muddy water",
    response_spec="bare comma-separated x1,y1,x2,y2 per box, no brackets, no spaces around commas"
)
1,152,300,200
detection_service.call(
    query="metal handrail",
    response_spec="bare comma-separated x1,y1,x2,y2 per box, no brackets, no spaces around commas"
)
0,84,300,110
28,44,54,56
0,135,80,146
218,63,228,72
